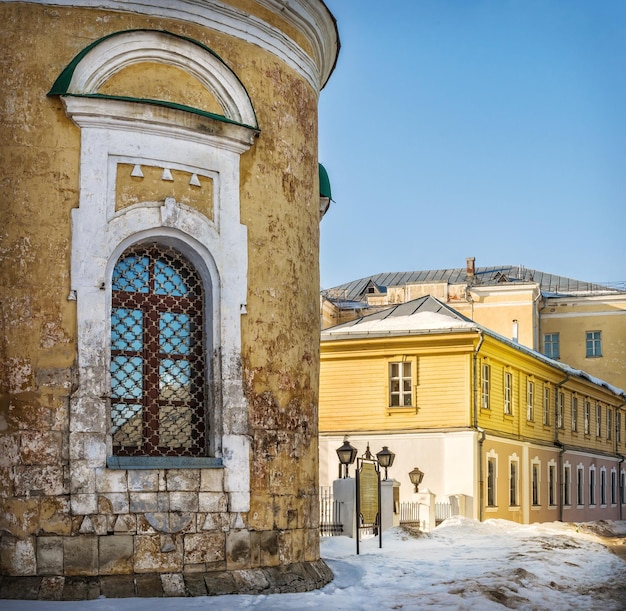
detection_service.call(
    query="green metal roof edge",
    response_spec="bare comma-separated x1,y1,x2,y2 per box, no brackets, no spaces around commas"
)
319,163,332,199
58,93,260,131
47,29,259,129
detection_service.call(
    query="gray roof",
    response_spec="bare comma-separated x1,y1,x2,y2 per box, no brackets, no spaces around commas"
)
324,265,621,302
322,295,626,399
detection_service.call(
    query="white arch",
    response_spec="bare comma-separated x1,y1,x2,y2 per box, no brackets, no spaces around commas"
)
62,30,258,128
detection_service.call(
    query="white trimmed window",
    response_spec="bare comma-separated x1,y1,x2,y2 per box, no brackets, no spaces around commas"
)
601,468,607,506
586,331,602,357
563,463,572,506
531,460,541,506
584,400,590,435
527,379,534,421
487,454,497,507
509,456,519,507
589,466,596,506
577,466,584,506
481,363,491,410
543,333,560,359
597,404,602,438
389,361,412,407
611,469,617,505
571,396,578,433
548,461,557,507
607,408,613,441
543,385,550,426
557,392,564,429
504,372,512,415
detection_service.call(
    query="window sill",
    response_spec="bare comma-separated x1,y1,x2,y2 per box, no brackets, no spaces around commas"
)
386,406,417,415
107,456,224,470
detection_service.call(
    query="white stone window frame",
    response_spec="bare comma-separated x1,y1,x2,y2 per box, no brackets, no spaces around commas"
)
58,29,258,515
508,453,519,508
486,449,498,511
547,459,558,508
530,457,541,508
562,461,572,507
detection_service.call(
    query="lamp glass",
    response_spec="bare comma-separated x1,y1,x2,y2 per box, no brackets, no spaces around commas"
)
376,446,395,468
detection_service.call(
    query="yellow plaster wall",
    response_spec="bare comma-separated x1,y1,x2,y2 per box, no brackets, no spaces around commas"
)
541,296,626,390
1,0,328,571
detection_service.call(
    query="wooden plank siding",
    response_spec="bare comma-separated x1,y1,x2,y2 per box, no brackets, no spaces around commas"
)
319,334,475,433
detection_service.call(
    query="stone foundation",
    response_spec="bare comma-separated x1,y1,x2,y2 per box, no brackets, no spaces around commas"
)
0,559,334,600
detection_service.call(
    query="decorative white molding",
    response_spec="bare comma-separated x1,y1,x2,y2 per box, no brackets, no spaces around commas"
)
5,0,339,92
60,30,257,511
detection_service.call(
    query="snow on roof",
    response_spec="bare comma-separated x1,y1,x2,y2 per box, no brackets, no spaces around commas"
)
323,311,477,336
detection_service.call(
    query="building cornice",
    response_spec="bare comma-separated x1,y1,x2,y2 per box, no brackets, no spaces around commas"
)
3,0,339,92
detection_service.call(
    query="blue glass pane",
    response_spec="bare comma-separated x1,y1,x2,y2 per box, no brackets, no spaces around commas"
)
112,255,150,293
154,260,188,296
111,356,143,399
112,308,143,351
160,359,191,401
160,312,190,355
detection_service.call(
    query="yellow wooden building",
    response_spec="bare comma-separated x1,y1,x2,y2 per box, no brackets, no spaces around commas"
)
321,258,626,392
319,296,626,524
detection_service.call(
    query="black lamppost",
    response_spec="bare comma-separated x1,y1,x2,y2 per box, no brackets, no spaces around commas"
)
409,467,424,492
336,437,358,478
376,446,396,480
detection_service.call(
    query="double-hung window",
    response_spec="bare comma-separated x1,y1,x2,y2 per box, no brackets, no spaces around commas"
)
557,392,564,429
481,364,490,409
608,408,613,441
111,243,207,457
527,380,534,421
389,361,412,407
597,404,602,438
543,386,550,426
504,372,512,415
584,400,590,435
543,333,560,359
571,396,578,433
586,331,602,357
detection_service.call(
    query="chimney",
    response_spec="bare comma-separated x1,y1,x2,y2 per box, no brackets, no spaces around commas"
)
466,257,475,278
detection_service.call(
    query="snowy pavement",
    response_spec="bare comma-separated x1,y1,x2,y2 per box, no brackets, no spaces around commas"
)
3,517,626,610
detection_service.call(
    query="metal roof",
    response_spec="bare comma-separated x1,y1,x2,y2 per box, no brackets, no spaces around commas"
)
324,265,621,302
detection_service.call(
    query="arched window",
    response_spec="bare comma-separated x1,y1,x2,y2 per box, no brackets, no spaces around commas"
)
110,243,207,457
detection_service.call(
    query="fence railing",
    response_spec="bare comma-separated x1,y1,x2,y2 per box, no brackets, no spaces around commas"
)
399,501,422,527
435,501,452,524
319,487,343,536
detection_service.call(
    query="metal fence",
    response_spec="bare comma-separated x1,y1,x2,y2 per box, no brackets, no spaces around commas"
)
435,501,452,524
319,487,343,536
399,501,423,528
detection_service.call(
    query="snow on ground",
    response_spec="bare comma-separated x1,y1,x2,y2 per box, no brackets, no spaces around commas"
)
4,517,626,610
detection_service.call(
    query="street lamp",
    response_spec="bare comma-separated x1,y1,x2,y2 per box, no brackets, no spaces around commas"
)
376,446,396,480
409,467,424,492
336,437,358,478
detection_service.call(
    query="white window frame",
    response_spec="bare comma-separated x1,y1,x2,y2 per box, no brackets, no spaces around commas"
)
611,468,617,506
584,400,590,435
389,360,413,407
563,462,572,507
586,330,602,357
600,467,607,507
58,30,258,514
557,392,564,430
531,459,541,507
577,465,584,507
543,332,560,359
589,466,596,506
597,404,602,438
571,396,578,433
481,363,491,410
527,379,534,421
543,385,550,426
509,455,519,507
486,450,498,509
504,371,512,415
607,408,613,441
548,461,557,508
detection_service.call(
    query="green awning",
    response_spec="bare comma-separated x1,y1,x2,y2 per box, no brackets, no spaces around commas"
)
319,163,332,200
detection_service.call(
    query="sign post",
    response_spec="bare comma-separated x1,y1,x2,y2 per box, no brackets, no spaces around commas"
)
355,445,382,554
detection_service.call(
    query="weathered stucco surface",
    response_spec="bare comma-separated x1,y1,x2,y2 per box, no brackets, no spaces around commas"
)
0,1,335,590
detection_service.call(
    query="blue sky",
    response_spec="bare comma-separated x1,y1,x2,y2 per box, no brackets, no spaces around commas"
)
318,0,626,289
